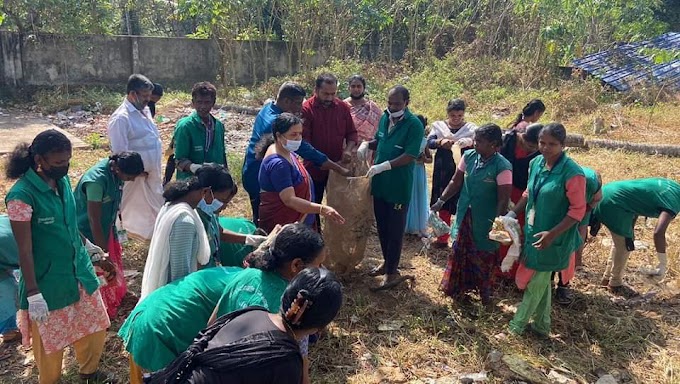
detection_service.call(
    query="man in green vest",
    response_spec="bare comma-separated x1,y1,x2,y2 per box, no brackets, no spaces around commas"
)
358,85,424,290
174,82,227,180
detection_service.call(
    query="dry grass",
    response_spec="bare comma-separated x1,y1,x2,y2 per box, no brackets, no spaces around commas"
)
1,101,680,384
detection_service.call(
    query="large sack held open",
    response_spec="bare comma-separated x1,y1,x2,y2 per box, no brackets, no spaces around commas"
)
324,159,373,274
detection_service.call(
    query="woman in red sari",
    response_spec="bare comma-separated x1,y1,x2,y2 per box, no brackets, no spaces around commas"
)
256,113,345,233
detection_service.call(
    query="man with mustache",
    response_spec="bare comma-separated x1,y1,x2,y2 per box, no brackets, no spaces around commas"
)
302,73,358,231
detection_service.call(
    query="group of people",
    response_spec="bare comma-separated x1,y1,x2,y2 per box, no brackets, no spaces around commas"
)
0,71,678,384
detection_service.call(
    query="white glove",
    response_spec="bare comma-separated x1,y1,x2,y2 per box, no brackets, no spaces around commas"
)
456,137,474,148
501,254,518,273
245,234,268,247
504,211,517,219
189,163,202,174
431,198,446,212
357,141,370,161
640,252,667,277
27,293,49,322
84,238,105,262
366,161,391,178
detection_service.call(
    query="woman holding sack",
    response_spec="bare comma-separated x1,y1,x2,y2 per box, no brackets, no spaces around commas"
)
427,99,477,247
5,130,114,383
256,113,345,233
74,151,145,318
507,123,586,337
431,124,512,305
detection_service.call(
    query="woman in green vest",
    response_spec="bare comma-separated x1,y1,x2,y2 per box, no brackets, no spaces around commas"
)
192,164,267,267
5,130,114,383
121,223,325,383
211,222,327,384
506,123,586,337
119,266,243,383
594,178,680,294
431,123,512,305
74,152,145,319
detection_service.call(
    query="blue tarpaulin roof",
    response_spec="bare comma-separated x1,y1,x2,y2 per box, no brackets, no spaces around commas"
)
572,32,680,91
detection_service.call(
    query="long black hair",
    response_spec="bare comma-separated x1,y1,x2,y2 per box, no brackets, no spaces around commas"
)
281,267,343,331
509,99,545,129
162,177,203,202
110,152,144,176
245,223,325,272
195,163,237,195
5,129,72,180
255,113,302,160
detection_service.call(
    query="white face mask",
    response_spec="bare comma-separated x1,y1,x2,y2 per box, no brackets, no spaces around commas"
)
387,108,405,119
283,139,302,152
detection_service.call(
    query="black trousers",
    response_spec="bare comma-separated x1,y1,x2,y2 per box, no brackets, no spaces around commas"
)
313,179,328,233
373,197,408,275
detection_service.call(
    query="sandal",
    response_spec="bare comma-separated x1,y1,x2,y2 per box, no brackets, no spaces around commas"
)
370,274,414,292
80,370,118,384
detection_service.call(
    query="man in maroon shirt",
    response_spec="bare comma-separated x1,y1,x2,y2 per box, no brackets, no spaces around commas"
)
302,73,358,230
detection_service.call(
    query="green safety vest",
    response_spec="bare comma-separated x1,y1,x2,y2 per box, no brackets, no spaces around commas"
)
74,159,123,244
452,150,512,252
6,169,99,310
371,109,424,205
173,111,227,180
523,154,584,271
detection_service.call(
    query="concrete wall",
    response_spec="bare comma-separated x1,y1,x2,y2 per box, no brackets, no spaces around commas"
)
1,32,220,87
5,32,384,88
0,31,404,88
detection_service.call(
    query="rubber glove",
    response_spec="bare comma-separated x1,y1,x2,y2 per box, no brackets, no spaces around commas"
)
245,234,268,247
501,254,518,273
357,141,370,161
27,293,49,322
504,211,517,219
366,161,391,178
456,137,474,148
84,238,105,261
189,163,202,174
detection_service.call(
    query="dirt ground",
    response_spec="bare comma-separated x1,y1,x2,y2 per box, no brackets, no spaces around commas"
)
0,102,679,384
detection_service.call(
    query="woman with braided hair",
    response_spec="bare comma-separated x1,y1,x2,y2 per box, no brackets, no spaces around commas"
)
145,267,342,384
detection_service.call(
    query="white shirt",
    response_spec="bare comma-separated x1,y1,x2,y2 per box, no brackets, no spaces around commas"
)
107,99,162,175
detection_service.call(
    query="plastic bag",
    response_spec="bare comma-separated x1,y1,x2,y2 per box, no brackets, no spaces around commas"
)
427,211,451,238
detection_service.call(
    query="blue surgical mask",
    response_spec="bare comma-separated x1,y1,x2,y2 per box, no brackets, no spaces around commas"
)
284,139,302,152
198,190,224,214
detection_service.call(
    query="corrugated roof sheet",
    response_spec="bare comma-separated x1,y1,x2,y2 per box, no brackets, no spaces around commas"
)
572,32,680,91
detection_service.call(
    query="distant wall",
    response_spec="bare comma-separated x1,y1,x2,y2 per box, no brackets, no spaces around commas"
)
1,32,219,87
0,31,403,88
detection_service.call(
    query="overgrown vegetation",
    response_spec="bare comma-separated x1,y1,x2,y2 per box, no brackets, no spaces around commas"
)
1,1,675,78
